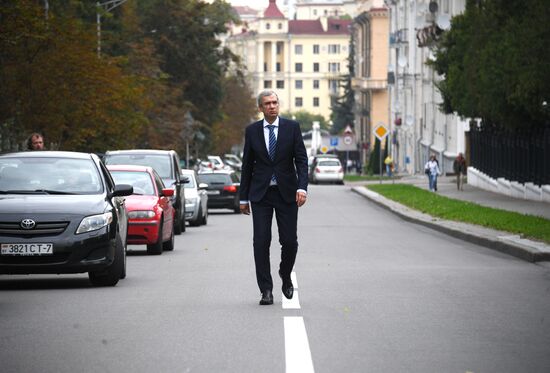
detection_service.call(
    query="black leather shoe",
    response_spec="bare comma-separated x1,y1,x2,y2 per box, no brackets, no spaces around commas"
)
279,271,294,299
259,290,273,305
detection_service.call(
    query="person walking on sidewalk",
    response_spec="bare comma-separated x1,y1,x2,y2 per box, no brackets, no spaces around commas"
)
424,155,441,192
384,155,394,177
239,90,308,306
453,152,467,191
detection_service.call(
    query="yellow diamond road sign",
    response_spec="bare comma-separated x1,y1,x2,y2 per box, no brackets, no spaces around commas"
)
374,124,388,141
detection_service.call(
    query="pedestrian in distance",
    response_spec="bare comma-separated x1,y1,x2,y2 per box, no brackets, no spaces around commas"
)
26,132,44,150
239,90,308,306
453,152,467,191
384,155,393,177
424,155,441,192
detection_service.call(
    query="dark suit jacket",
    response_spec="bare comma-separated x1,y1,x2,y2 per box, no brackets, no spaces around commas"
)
239,117,308,204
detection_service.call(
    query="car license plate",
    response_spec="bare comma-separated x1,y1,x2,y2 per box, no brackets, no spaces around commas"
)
1,243,53,256
206,190,220,195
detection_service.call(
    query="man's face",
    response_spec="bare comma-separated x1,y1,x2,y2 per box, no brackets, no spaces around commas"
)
31,136,44,150
259,94,279,122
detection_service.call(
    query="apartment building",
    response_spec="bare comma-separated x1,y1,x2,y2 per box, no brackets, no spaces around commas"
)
225,0,352,120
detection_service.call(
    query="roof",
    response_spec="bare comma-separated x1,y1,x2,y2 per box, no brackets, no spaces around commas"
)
105,149,176,156
289,18,351,35
0,151,94,160
263,0,284,19
233,6,259,16
106,164,155,173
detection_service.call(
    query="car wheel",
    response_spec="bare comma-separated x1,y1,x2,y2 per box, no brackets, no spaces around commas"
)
174,209,182,235
89,235,124,287
163,223,174,251
120,237,128,279
201,207,208,226
147,222,163,255
190,206,202,227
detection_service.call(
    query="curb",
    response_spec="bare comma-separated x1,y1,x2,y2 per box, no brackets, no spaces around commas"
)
351,186,550,263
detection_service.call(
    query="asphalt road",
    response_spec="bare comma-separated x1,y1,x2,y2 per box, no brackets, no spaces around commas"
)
2,184,550,373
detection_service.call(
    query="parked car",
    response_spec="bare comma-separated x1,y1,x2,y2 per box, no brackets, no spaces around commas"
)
181,169,208,226
223,154,242,171
308,153,339,177
107,165,175,255
104,149,187,234
0,151,133,286
310,157,345,184
198,170,241,213
207,155,232,171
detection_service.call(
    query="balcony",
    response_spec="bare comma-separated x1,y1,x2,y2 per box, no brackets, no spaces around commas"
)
352,77,387,91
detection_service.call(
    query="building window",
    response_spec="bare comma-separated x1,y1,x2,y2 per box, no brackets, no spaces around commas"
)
313,80,319,89
295,63,303,72
313,44,319,54
295,45,303,55
295,97,303,107
328,63,340,72
278,23,283,30
276,62,281,72
266,23,271,30
313,97,319,107
329,79,338,94
313,9,317,16
276,80,284,89
313,63,319,72
264,80,272,88
276,43,283,54
328,44,340,54
264,63,267,72
295,80,303,89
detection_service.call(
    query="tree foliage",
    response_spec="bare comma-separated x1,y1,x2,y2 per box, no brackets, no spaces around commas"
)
330,32,355,134
431,0,550,130
280,110,329,132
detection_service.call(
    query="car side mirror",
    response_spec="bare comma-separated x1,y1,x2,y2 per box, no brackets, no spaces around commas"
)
182,176,190,184
112,184,133,197
198,183,209,189
161,188,175,197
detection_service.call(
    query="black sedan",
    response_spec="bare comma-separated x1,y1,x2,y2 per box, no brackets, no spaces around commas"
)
0,151,133,286
198,170,241,213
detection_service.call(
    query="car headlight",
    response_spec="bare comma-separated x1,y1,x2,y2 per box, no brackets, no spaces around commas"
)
128,210,155,219
76,212,113,234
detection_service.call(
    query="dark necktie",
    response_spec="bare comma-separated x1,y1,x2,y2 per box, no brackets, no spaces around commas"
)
267,125,276,182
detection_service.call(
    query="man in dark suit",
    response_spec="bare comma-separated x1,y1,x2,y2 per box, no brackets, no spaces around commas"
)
240,90,308,305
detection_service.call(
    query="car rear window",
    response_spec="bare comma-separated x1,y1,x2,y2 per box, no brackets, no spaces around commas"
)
105,154,172,179
198,174,230,185
109,171,155,196
318,160,341,167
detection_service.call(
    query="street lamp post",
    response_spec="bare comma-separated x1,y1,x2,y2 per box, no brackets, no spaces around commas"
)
96,0,129,58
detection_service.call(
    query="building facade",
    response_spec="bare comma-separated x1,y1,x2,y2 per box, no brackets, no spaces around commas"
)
385,0,467,174
226,0,352,120
351,0,389,167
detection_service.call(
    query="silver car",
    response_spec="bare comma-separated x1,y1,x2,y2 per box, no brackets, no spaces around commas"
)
181,169,208,226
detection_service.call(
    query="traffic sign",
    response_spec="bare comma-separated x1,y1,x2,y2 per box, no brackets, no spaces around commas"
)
320,146,329,154
330,137,339,146
343,136,353,145
374,124,388,141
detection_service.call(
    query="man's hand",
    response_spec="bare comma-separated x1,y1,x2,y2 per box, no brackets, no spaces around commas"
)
296,191,307,207
240,203,250,215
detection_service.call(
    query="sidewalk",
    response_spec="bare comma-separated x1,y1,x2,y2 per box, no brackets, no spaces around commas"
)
348,174,550,262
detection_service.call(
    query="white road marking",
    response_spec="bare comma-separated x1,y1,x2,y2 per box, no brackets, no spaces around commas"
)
282,290,301,309
284,316,315,373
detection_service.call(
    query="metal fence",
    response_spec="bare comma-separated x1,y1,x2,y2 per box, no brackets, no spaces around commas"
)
470,125,550,186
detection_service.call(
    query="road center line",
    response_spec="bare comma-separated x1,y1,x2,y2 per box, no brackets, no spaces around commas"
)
284,316,315,373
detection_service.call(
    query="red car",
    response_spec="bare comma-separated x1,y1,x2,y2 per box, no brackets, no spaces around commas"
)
107,165,175,255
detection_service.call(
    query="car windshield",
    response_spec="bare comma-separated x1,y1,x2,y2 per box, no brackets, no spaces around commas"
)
109,171,155,195
182,174,196,188
318,160,341,167
105,154,172,179
199,174,229,185
0,157,102,194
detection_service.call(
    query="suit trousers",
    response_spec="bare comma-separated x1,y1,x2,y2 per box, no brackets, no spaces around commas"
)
251,186,298,292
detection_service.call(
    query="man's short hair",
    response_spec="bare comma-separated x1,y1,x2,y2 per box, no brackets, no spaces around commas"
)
26,132,43,150
257,90,278,107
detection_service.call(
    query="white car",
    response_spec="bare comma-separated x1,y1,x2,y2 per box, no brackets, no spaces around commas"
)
311,158,344,184
181,169,208,226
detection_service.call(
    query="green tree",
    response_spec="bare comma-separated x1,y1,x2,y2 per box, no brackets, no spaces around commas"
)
280,110,329,132
431,0,550,130
330,32,355,134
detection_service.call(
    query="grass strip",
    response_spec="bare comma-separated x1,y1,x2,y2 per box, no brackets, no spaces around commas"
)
367,184,550,244
345,174,400,182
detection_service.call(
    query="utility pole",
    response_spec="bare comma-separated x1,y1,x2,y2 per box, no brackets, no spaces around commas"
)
96,0,129,58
